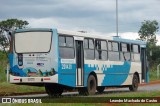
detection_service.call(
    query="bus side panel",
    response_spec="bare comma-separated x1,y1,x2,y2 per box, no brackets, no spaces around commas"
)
83,64,97,87
121,62,141,85
58,62,76,87
101,61,131,86
83,60,139,87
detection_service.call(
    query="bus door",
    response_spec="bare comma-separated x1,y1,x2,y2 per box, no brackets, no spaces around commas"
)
141,48,148,82
75,37,84,86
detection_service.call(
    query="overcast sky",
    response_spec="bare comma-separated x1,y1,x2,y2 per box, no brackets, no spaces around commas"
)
1,0,160,44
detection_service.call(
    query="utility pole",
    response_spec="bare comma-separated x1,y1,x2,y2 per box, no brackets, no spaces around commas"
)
116,0,118,37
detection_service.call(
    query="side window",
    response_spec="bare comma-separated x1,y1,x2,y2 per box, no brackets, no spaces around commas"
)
84,38,94,60
89,39,94,49
108,41,119,61
66,37,73,47
95,39,107,60
120,43,131,61
131,44,140,62
132,45,139,53
112,42,118,51
84,39,88,49
59,36,65,46
59,35,74,59
108,42,112,51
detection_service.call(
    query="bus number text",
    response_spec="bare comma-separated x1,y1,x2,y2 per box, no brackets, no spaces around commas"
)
62,64,72,70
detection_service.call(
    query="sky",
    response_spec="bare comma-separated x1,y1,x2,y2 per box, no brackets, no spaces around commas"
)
1,0,160,44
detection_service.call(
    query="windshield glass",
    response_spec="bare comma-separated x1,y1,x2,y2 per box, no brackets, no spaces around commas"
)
15,31,52,53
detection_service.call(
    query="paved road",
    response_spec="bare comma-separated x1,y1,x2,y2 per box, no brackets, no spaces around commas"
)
10,83,160,97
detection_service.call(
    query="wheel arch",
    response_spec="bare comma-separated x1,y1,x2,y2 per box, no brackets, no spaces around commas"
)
88,71,98,86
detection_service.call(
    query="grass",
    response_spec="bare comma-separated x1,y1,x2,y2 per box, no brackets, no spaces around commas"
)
0,82,45,96
149,70,160,81
0,51,8,82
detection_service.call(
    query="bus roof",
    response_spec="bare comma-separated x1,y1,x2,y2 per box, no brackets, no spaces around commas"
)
14,28,146,45
15,28,52,33
57,29,146,45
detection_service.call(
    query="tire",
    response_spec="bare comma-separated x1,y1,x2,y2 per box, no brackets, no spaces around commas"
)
129,74,139,92
97,86,105,93
78,75,97,95
45,84,63,97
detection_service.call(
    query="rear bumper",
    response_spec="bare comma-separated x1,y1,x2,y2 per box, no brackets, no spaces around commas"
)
9,74,58,83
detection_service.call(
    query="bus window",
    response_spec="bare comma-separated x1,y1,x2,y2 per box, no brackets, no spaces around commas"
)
120,43,131,61
84,39,88,49
59,35,74,59
84,38,94,60
108,41,119,61
112,42,119,51
108,42,112,51
66,37,73,47
131,44,140,62
95,40,107,60
59,36,65,46
89,39,94,49
15,32,52,53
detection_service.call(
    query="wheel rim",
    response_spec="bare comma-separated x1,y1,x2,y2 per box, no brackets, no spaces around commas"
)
90,80,94,90
133,77,138,89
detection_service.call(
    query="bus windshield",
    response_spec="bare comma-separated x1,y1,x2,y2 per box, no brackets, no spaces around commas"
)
15,31,52,53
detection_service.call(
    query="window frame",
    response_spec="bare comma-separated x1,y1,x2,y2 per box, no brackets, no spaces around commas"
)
14,31,52,53
131,44,141,62
95,39,108,60
108,41,120,61
58,34,75,59
120,42,131,61
84,38,95,60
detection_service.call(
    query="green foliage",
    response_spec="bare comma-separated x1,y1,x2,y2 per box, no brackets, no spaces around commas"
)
138,20,159,70
149,70,160,81
0,51,8,82
138,20,159,44
0,19,29,31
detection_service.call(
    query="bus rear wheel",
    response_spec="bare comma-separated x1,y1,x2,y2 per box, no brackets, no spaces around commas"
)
45,84,63,97
78,75,97,95
97,86,105,93
129,74,139,92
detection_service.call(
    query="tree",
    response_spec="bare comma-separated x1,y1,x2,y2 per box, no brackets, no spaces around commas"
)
138,20,159,70
0,19,29,53
138,20,159,44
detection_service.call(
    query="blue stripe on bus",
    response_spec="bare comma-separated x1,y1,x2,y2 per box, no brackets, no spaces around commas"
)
101,61,131,86
83,61,131,87
9,53,14,68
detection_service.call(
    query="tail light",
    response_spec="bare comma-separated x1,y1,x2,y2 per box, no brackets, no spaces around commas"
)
18,53,23,66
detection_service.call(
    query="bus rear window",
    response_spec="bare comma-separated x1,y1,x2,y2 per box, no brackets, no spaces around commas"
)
15,31,52,53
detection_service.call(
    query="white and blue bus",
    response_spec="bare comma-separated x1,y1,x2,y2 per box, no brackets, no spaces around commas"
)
9,28,149,96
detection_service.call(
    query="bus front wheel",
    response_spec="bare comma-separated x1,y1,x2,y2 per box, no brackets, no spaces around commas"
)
129,74,139,92
45,84,63,96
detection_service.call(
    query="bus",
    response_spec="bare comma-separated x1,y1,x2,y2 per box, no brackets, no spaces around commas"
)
9,28,149,96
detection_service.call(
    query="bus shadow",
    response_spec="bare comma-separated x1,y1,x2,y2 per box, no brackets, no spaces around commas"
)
46,89,131,98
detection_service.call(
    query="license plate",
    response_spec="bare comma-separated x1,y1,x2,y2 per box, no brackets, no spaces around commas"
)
28,78,35,81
